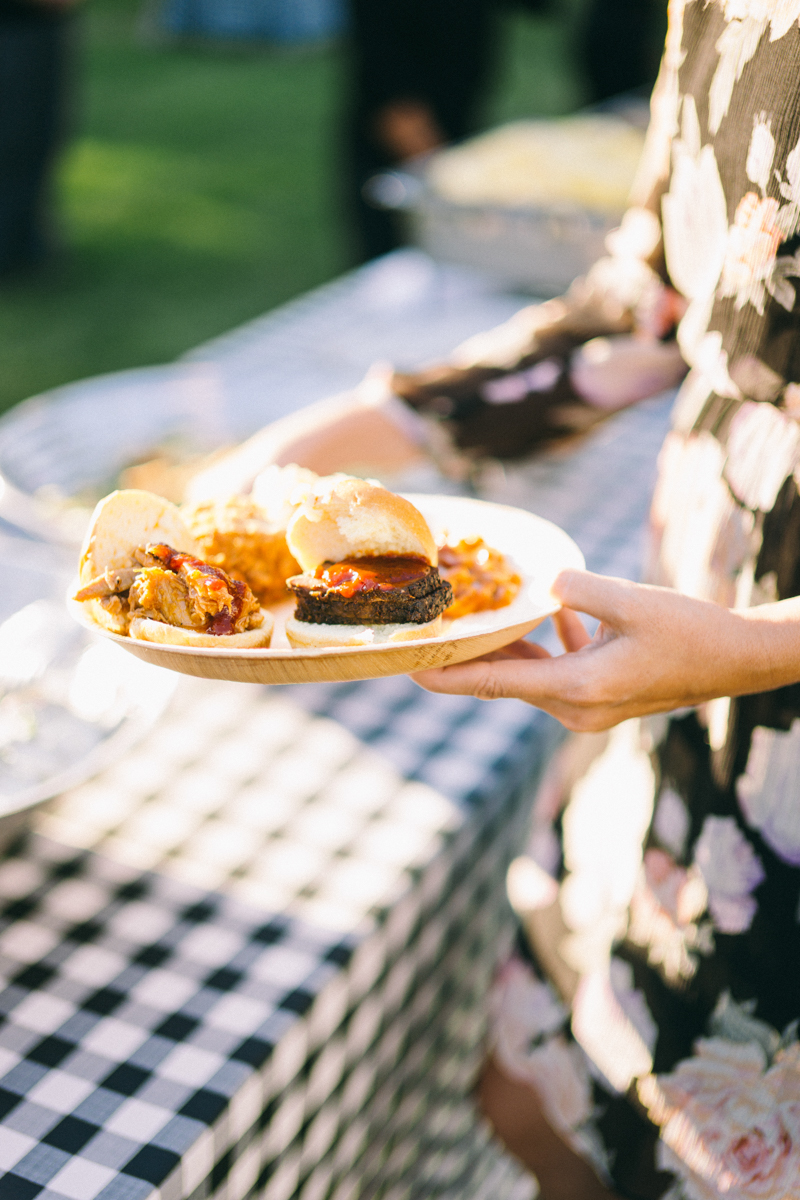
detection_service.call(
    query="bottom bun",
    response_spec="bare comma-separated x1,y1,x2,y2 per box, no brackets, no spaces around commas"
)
129,611,273,649
285,614,442,649
82,597,130,637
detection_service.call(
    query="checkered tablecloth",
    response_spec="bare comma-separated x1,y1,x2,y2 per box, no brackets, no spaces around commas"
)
0,677,559,1200
0,253,675,1200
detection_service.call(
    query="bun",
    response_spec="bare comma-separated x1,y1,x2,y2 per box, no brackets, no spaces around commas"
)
80,490,200,584
287,479,437,574
130,613,273,648
285,614,442,648
76,489,271,648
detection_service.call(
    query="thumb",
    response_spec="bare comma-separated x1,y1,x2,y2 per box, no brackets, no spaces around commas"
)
551,569,635,628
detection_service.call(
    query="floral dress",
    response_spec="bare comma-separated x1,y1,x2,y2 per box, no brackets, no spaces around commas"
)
387,2,800,1196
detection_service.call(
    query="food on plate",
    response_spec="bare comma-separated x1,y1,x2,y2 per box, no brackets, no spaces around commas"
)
438,537,522,619
74,489,273,648
284,478,453,647
181,496,300,606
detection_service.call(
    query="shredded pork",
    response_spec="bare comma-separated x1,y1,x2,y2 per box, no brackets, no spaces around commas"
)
75,543,263,636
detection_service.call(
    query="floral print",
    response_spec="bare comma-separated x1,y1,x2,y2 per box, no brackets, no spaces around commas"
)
716,115,800,314
724,401,800,512
639,1032,800,1200
488,958,600,1163
627,848,713,983
482,2,800,1193
708,0,800,135
558,722,655,974
653,786,691,858
662,98,729,364
692,817,765,934
718,192,794,314
737,722,800,866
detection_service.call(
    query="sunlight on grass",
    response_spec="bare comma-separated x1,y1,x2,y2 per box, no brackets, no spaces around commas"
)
64,140,263,256
0,0,587,417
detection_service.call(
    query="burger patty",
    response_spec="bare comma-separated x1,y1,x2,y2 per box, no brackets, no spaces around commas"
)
289,565,453,625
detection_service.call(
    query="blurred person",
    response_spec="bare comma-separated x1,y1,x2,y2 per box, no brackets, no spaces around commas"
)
343,0,547,262
0,0,81,276
192,2,800,1196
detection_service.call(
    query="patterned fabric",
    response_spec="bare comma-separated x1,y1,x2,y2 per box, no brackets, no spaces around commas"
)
0,249,673,1200
427,3,800,1197
0,675,558,1200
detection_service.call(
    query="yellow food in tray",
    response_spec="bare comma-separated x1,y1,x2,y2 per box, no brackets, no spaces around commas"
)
427,115,646,215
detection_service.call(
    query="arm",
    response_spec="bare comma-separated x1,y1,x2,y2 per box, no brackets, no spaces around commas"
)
185,378,425,502
191,49,686,496
412,570,800,732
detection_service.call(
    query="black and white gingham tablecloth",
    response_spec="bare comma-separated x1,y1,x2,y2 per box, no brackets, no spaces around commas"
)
0,253,674,1200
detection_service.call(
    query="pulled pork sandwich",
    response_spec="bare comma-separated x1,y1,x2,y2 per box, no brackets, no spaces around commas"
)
74,490,273,648
284,479,453,648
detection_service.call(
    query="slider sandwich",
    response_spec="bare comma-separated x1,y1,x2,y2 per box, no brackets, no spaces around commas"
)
74,490,273,647
284,479,453,647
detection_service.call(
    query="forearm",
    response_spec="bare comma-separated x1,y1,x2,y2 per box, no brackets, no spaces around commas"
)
731,597,800,696
270,402,424,476
186,389,424,502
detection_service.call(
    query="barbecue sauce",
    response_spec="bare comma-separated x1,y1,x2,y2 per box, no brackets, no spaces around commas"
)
145,542,248,635
315,555,430,598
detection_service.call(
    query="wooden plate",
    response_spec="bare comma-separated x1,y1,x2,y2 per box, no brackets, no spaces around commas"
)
72,495,584,684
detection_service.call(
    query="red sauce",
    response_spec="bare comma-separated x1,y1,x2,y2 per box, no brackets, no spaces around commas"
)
146,542,247,635
315,555,429,598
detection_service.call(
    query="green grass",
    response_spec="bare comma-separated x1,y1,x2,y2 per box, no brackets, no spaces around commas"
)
0,0,587,417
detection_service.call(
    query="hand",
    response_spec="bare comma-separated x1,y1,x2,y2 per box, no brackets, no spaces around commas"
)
413,570,800,732
373,100,445,161
569,334,686,411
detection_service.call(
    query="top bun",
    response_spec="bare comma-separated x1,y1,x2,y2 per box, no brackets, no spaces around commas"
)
79,489,201,584
286,479,437,574
250,464,355,530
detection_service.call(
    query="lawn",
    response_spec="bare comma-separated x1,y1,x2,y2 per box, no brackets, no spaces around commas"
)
0,0,589,417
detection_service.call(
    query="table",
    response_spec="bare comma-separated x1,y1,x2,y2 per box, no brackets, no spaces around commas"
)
0,252,674,1200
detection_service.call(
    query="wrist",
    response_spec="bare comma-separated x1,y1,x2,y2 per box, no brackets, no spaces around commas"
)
728,599,800,695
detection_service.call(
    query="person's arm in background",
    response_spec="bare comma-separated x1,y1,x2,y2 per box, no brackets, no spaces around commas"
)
186,245,686,502
189,26,687,499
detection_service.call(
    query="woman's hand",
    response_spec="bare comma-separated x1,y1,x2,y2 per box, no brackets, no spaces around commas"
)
412,570,800,731
569,335,686,411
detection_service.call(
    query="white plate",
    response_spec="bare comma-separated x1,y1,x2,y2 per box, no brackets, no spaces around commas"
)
73,495,584,684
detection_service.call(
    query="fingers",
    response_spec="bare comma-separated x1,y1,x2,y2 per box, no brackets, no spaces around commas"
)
552,606,592,652
551,569,634,626
411,646,572,705
489,638,552,661
411,638,553,698
411,661,507,699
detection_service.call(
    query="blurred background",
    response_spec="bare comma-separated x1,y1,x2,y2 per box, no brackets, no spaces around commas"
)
0,0,666,419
